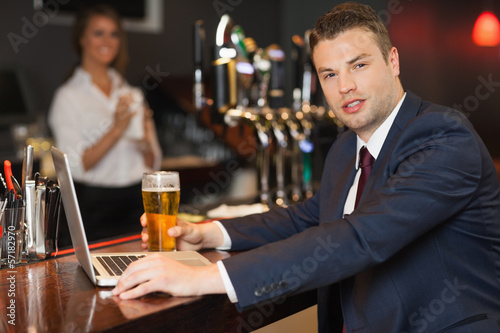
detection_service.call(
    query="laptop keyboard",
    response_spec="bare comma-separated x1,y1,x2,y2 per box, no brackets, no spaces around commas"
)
96,255,146,276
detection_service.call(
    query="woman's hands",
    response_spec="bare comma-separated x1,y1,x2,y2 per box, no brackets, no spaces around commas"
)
113,94,136,135
81,94,135,171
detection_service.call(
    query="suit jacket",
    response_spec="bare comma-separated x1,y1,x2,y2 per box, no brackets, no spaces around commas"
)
221,91,500,332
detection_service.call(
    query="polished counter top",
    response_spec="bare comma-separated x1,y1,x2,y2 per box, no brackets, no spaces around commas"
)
0,237,316,332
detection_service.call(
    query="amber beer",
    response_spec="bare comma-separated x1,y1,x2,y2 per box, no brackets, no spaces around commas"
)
142,171,180,251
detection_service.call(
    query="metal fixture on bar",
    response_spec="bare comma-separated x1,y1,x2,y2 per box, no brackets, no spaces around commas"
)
192,16,345,208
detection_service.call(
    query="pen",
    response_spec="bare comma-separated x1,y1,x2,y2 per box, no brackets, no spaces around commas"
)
4,160,14,192
25,180,36,259
11,175,22,199
22,145,34,188
6,189,14,208
0,198,7,237
0,172,6,197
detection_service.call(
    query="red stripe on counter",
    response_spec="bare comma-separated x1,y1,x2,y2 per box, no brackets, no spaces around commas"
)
51,234,142,256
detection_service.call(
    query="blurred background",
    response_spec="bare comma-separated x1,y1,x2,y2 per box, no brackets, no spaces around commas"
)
0,0,499,209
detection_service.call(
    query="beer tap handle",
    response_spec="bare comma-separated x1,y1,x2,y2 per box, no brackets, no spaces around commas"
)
252,48,271,108
302,31,314,107
260,144,271,208
282,112,307,203
212,15,236,124
301,149,314,199
253,120,269,148
252,118,271,209
231,25,248,60
193,20,205,121
272,110,289,207
232,25,255,108
291,35,305,110
266,44,285,109
244,37,258,64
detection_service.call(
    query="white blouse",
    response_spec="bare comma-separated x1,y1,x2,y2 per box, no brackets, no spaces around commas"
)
48,67,162,187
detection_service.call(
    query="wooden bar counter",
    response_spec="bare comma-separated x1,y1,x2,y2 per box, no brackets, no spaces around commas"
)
0,236,316,332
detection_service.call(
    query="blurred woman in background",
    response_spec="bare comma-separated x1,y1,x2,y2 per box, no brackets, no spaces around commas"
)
49,3,162,243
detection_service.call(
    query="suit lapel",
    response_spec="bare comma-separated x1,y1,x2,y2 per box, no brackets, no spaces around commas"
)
363,91,423,195
320,132,357,221
333,156,357,218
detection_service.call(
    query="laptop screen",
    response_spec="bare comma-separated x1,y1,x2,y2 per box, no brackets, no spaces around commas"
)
51,146,97,284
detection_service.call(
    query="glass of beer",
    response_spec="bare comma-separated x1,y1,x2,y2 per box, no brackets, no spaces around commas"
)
142,171,180,251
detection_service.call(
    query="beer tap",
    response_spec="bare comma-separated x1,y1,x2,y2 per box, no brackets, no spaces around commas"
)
289,34,315,200
211,14,237,125
231,26,254,108
271,109,291,207
293,31,347,199
208,15,274,209
243,37,260,106
194,15,345,208
281,102,304,203
265,44,289,207
254,112,272,207
241,47,274,208
193,20,206,120
295,108,315,199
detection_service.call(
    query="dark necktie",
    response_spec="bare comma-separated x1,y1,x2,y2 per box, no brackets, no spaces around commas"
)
344,147,375,333
354,146,375,209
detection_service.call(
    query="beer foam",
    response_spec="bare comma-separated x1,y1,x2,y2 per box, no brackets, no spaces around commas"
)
142,187,180,192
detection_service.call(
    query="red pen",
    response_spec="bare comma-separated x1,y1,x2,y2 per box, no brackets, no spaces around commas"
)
4,160,14,192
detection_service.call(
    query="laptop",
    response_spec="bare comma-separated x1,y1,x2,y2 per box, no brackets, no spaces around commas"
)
51,146,212,287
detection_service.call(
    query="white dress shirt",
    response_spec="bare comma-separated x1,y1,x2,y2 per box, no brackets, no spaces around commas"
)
48,67,162,187
343,93,406,215
217,93,407,303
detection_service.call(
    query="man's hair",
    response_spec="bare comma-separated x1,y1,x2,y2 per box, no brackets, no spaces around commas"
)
309,2,392,63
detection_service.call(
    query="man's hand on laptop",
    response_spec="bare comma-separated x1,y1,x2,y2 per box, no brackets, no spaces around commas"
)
111,255,225,299
140,213,225,250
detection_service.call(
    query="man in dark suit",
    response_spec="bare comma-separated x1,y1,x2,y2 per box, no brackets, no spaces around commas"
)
113,3,500,332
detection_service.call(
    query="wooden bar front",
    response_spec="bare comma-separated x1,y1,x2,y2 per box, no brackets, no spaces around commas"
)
0,238,316,332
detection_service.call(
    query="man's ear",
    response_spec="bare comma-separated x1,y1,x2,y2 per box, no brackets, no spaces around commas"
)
389,47,400,77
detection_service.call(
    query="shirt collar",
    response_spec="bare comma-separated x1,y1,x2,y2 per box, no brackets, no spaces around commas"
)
355,92,407,169
73,66,123,92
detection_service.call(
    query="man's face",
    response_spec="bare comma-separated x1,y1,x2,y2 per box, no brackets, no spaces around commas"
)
312,28,404,142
